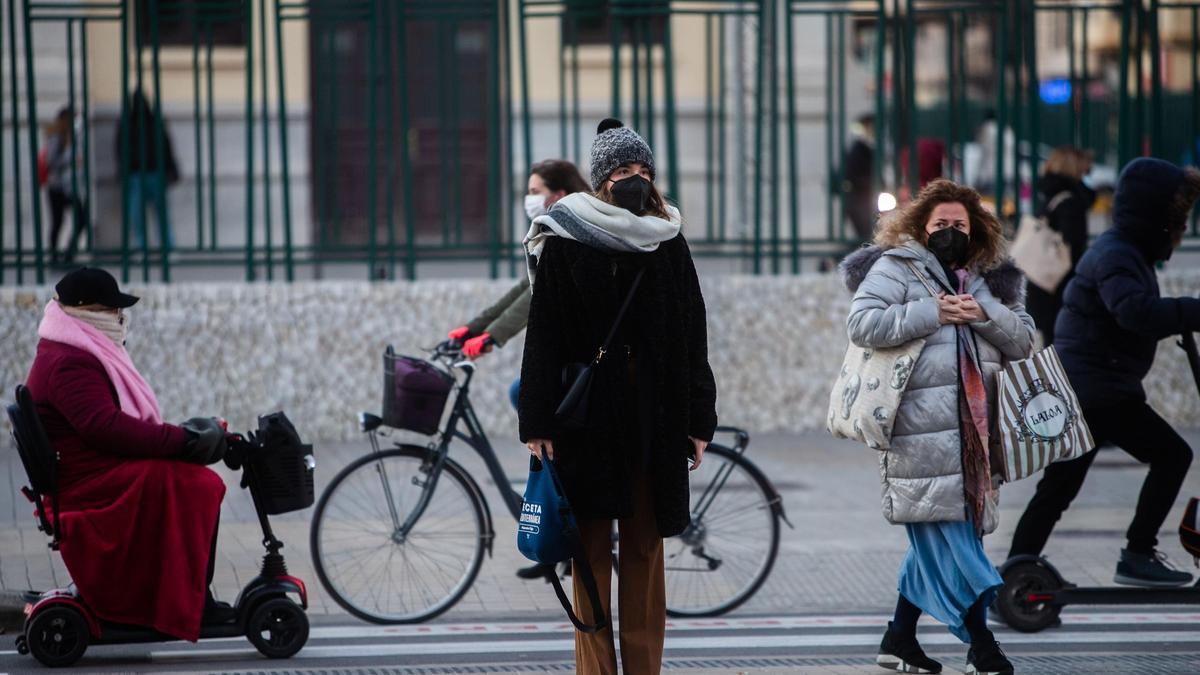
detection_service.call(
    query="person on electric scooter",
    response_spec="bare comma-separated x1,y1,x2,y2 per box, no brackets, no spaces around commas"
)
24,267,234,642
1008,158,1200,587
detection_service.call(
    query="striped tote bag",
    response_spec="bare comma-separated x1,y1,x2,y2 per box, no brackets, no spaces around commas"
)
994,346,1095,482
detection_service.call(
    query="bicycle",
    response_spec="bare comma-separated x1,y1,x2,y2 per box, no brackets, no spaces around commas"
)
310,341,791,624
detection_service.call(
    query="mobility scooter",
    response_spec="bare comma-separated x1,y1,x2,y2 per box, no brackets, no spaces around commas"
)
7,385,315,667
995,332,1200,632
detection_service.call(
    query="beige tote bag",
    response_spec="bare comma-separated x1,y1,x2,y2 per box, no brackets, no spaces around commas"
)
1011,191,1072,293
828,261,939,450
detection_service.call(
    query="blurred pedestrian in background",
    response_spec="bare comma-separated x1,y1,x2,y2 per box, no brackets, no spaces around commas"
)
42,106,89,265
842,112,877,246
117,89,179,252
1026,146,1096,346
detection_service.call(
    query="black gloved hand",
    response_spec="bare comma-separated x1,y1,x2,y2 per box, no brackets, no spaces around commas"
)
180,417,229,466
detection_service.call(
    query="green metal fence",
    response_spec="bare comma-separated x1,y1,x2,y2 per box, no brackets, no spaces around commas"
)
1,0,1197,284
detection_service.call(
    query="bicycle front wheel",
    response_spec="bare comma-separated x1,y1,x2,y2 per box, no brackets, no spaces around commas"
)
310,445,487,624
665,443,781,617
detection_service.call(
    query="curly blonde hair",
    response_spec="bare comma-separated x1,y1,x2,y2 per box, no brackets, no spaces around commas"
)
874,179,1008,270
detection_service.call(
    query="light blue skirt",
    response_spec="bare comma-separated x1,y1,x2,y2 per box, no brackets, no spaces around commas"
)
897,520,1002,643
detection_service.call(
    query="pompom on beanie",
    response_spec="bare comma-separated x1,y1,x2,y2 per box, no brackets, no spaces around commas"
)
589,118,655,191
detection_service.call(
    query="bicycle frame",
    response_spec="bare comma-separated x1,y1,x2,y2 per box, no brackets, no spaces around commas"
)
365,355,524,546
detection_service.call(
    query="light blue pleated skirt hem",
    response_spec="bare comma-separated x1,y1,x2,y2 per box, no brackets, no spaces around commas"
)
897,520,1002,643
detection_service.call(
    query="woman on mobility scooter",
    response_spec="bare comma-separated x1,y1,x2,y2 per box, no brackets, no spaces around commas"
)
24,267,233,642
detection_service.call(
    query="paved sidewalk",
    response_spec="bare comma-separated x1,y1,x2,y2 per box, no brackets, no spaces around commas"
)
4,427,1200,629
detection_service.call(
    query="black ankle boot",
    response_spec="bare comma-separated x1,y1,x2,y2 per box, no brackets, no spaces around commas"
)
877,622,942,673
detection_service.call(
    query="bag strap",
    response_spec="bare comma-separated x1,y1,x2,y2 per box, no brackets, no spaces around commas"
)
539,457,609,633
902,260,941,298
1045,190,1072,215
594,268,646,364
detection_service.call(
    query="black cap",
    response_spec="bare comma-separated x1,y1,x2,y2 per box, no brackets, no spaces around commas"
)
55,267,139,308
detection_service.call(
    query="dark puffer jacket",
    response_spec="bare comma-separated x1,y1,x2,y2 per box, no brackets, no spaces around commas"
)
1054,158,1200,409
518,234,718,537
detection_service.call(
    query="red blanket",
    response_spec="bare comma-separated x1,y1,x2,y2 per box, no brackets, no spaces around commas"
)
27,339,225,641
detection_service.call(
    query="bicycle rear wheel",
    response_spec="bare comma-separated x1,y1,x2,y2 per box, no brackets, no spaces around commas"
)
665,443,780,617
310,445,487,624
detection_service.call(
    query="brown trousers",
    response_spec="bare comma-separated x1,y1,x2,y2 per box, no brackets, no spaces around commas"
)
572,473,666,675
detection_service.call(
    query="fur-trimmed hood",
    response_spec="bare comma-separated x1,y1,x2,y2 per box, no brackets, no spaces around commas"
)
839,243,1026,305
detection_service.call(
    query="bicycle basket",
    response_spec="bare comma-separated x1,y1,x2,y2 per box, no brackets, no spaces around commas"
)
248,411,315,515
382,345,453,435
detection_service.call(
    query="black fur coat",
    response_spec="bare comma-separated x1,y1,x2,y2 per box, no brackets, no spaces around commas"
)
518,234,718,537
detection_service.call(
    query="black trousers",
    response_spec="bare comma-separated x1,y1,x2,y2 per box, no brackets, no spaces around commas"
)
1008,401,1193,558
48,189,87,262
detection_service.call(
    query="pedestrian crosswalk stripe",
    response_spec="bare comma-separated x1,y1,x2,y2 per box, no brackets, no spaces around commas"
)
145,629,1200,662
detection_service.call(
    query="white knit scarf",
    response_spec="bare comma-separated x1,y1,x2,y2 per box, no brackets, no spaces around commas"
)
524,192,681,284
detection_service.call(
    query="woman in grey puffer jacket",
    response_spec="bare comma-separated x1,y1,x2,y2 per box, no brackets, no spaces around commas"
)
841,180,1034,675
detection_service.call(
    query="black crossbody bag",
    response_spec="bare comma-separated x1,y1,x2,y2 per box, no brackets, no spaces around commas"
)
554,268,645,430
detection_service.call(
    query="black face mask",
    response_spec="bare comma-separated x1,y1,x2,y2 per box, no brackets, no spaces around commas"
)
927,228,970,267
609,175,653,216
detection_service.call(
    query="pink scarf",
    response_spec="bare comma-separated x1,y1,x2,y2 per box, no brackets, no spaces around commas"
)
955,269,992,534
36,300,163,424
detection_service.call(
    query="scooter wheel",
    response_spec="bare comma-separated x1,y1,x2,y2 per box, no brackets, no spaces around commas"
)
996,560,1062,633
246,597,309,659
26,606,89,667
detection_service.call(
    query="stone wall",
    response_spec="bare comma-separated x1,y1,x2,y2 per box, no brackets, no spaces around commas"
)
3,270,1199,443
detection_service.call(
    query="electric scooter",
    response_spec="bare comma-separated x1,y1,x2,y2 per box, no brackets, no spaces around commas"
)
994,331,1200,633
7,386,314,667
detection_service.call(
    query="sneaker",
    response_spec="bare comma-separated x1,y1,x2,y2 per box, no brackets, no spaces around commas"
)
1113,548,1193,587
965,640,1014,675
876,622,942,673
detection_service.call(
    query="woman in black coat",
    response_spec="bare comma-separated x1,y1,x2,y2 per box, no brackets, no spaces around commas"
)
1026,146,1096,346
519,119,717,675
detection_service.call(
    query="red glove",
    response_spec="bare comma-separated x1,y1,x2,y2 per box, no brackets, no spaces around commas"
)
463,334,495,359
448,326,471,341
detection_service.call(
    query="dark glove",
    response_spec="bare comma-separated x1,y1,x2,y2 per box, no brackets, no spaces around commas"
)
180,417,228,466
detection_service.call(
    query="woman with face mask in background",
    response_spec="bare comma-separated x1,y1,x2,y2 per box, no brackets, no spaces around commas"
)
445,160,589,581
840,180,1035,675
520,119,717,675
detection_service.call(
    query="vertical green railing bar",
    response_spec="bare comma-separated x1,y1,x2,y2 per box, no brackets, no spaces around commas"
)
1025,0,1039,215
0,0,6,283
874,0,885,202
1149,0,1162,159
1067,7,1076,147
823,14,833,243
206,25,216,251
273,0,294,280
244,0,256,280
904,0,916,199
396,5,416,281
1118,0,1132,168
488,0,504,279
752,0,766,274
995,5,1006,215
150,2,170,281
1081,6,1090,150
835,11,845,244
517,0,532,177
192,22,204,250
784,4,798,271
118,1,130,282
662,8,680,206
21,0,44,283
259,0,273,280
365,0,378,280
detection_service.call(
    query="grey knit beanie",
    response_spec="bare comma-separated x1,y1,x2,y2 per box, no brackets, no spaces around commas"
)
589,118,655,190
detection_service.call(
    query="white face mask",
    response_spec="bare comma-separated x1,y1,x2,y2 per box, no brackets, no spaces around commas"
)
524,194,548,220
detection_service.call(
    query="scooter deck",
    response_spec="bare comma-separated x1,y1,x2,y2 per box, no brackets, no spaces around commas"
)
1039,584,1200,607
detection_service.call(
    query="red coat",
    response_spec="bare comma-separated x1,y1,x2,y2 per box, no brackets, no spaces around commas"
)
25,339,225,641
